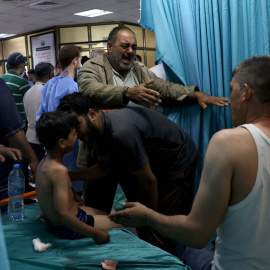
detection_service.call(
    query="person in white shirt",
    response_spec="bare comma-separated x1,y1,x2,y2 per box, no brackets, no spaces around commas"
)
23,62,54,161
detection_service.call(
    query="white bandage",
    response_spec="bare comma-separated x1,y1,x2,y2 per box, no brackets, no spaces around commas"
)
32,238,52,252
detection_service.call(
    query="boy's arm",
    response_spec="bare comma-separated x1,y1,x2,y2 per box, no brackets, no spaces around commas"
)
71,187,84,206
52,166,110,244
110,130,234,248
69,155,110,181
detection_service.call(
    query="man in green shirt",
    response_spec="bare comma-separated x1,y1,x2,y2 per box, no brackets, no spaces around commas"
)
1,52,30,122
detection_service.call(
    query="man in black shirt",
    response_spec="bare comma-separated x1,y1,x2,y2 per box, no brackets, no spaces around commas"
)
58,92,198,254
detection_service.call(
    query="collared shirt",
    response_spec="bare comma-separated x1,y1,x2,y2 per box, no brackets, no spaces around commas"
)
111,64,163,113
111,65,139,88
1,71,30,121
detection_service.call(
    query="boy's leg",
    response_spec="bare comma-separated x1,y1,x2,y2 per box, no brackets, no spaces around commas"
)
79,205,108,215
80,206,124,231
93,215,124,230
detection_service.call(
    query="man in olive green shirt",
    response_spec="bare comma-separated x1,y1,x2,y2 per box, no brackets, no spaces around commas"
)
1,52,30,122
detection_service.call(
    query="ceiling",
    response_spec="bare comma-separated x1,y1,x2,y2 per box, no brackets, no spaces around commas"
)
0,0,141,37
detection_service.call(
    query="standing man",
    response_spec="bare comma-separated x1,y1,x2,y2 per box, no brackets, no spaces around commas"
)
78,26,228,109
0,78,38,208
76,26,229,207
23,62,54,161
109,55,270,269
1,53,30,123
57,92,198,255
36,45,83,193
36,45,82,117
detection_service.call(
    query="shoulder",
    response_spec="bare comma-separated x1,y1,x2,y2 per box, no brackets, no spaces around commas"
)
19,78,30,89
38,161,68,182
134,61,146,68
90,56,105,65
207,127,252,163
211,126,250,145
133,61,157,80
83,55,105,69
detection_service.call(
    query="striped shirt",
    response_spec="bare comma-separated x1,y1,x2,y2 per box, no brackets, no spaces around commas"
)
1,71,30,121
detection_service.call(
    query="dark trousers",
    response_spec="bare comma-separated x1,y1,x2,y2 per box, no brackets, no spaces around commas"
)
182,247,214,270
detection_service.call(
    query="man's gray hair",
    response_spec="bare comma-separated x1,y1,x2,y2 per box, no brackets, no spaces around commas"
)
107,26,136,45
232,55,270,104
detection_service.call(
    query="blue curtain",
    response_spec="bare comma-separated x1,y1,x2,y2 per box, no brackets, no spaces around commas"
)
140,0,270,192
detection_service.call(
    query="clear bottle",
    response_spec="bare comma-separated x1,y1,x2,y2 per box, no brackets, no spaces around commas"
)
8,164,25,221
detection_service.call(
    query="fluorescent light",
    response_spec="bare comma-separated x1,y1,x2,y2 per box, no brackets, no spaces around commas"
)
74,9,113,18
0,34,16,38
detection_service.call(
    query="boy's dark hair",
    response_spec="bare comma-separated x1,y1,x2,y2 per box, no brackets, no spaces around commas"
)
36,111,79,150
58,45,82,70
57,92,99,115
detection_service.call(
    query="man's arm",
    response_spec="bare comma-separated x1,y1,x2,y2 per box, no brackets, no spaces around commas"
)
148,70,229,109
110,130,234,248
133,163,158,211
52,167,110,244
69,155,110,181
194,91,229,109
8,130,39,176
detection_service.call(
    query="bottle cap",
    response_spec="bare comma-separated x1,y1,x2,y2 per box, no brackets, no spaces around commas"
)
13,164,20,169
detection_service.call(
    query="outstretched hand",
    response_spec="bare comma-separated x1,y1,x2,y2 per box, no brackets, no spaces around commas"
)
109,202,151,228
194,91,229,109
0,146,22,163
125,80,162,109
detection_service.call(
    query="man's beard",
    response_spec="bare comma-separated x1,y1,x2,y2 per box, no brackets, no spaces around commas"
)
83,114,99,147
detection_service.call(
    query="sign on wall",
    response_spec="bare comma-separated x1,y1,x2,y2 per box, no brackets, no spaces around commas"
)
30,32,56,69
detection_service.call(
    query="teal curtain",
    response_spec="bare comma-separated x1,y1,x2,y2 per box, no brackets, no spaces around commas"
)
140,0,270,191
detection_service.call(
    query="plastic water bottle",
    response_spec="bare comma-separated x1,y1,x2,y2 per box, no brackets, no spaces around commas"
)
8,164,25,221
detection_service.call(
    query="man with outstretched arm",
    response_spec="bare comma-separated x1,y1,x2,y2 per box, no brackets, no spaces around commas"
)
78,26,229,110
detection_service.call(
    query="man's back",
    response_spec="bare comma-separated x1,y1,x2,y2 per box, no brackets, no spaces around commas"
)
101,104,198,174
1,71,30,121
23,82,44,144
36,76,78,118
213,123,270,269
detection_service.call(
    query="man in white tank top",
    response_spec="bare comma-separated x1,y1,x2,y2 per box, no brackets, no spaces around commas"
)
109,55,270,269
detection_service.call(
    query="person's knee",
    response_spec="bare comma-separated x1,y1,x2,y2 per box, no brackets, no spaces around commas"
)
182,247,214,270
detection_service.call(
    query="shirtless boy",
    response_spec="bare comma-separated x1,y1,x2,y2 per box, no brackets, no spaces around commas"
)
35,111,121,244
